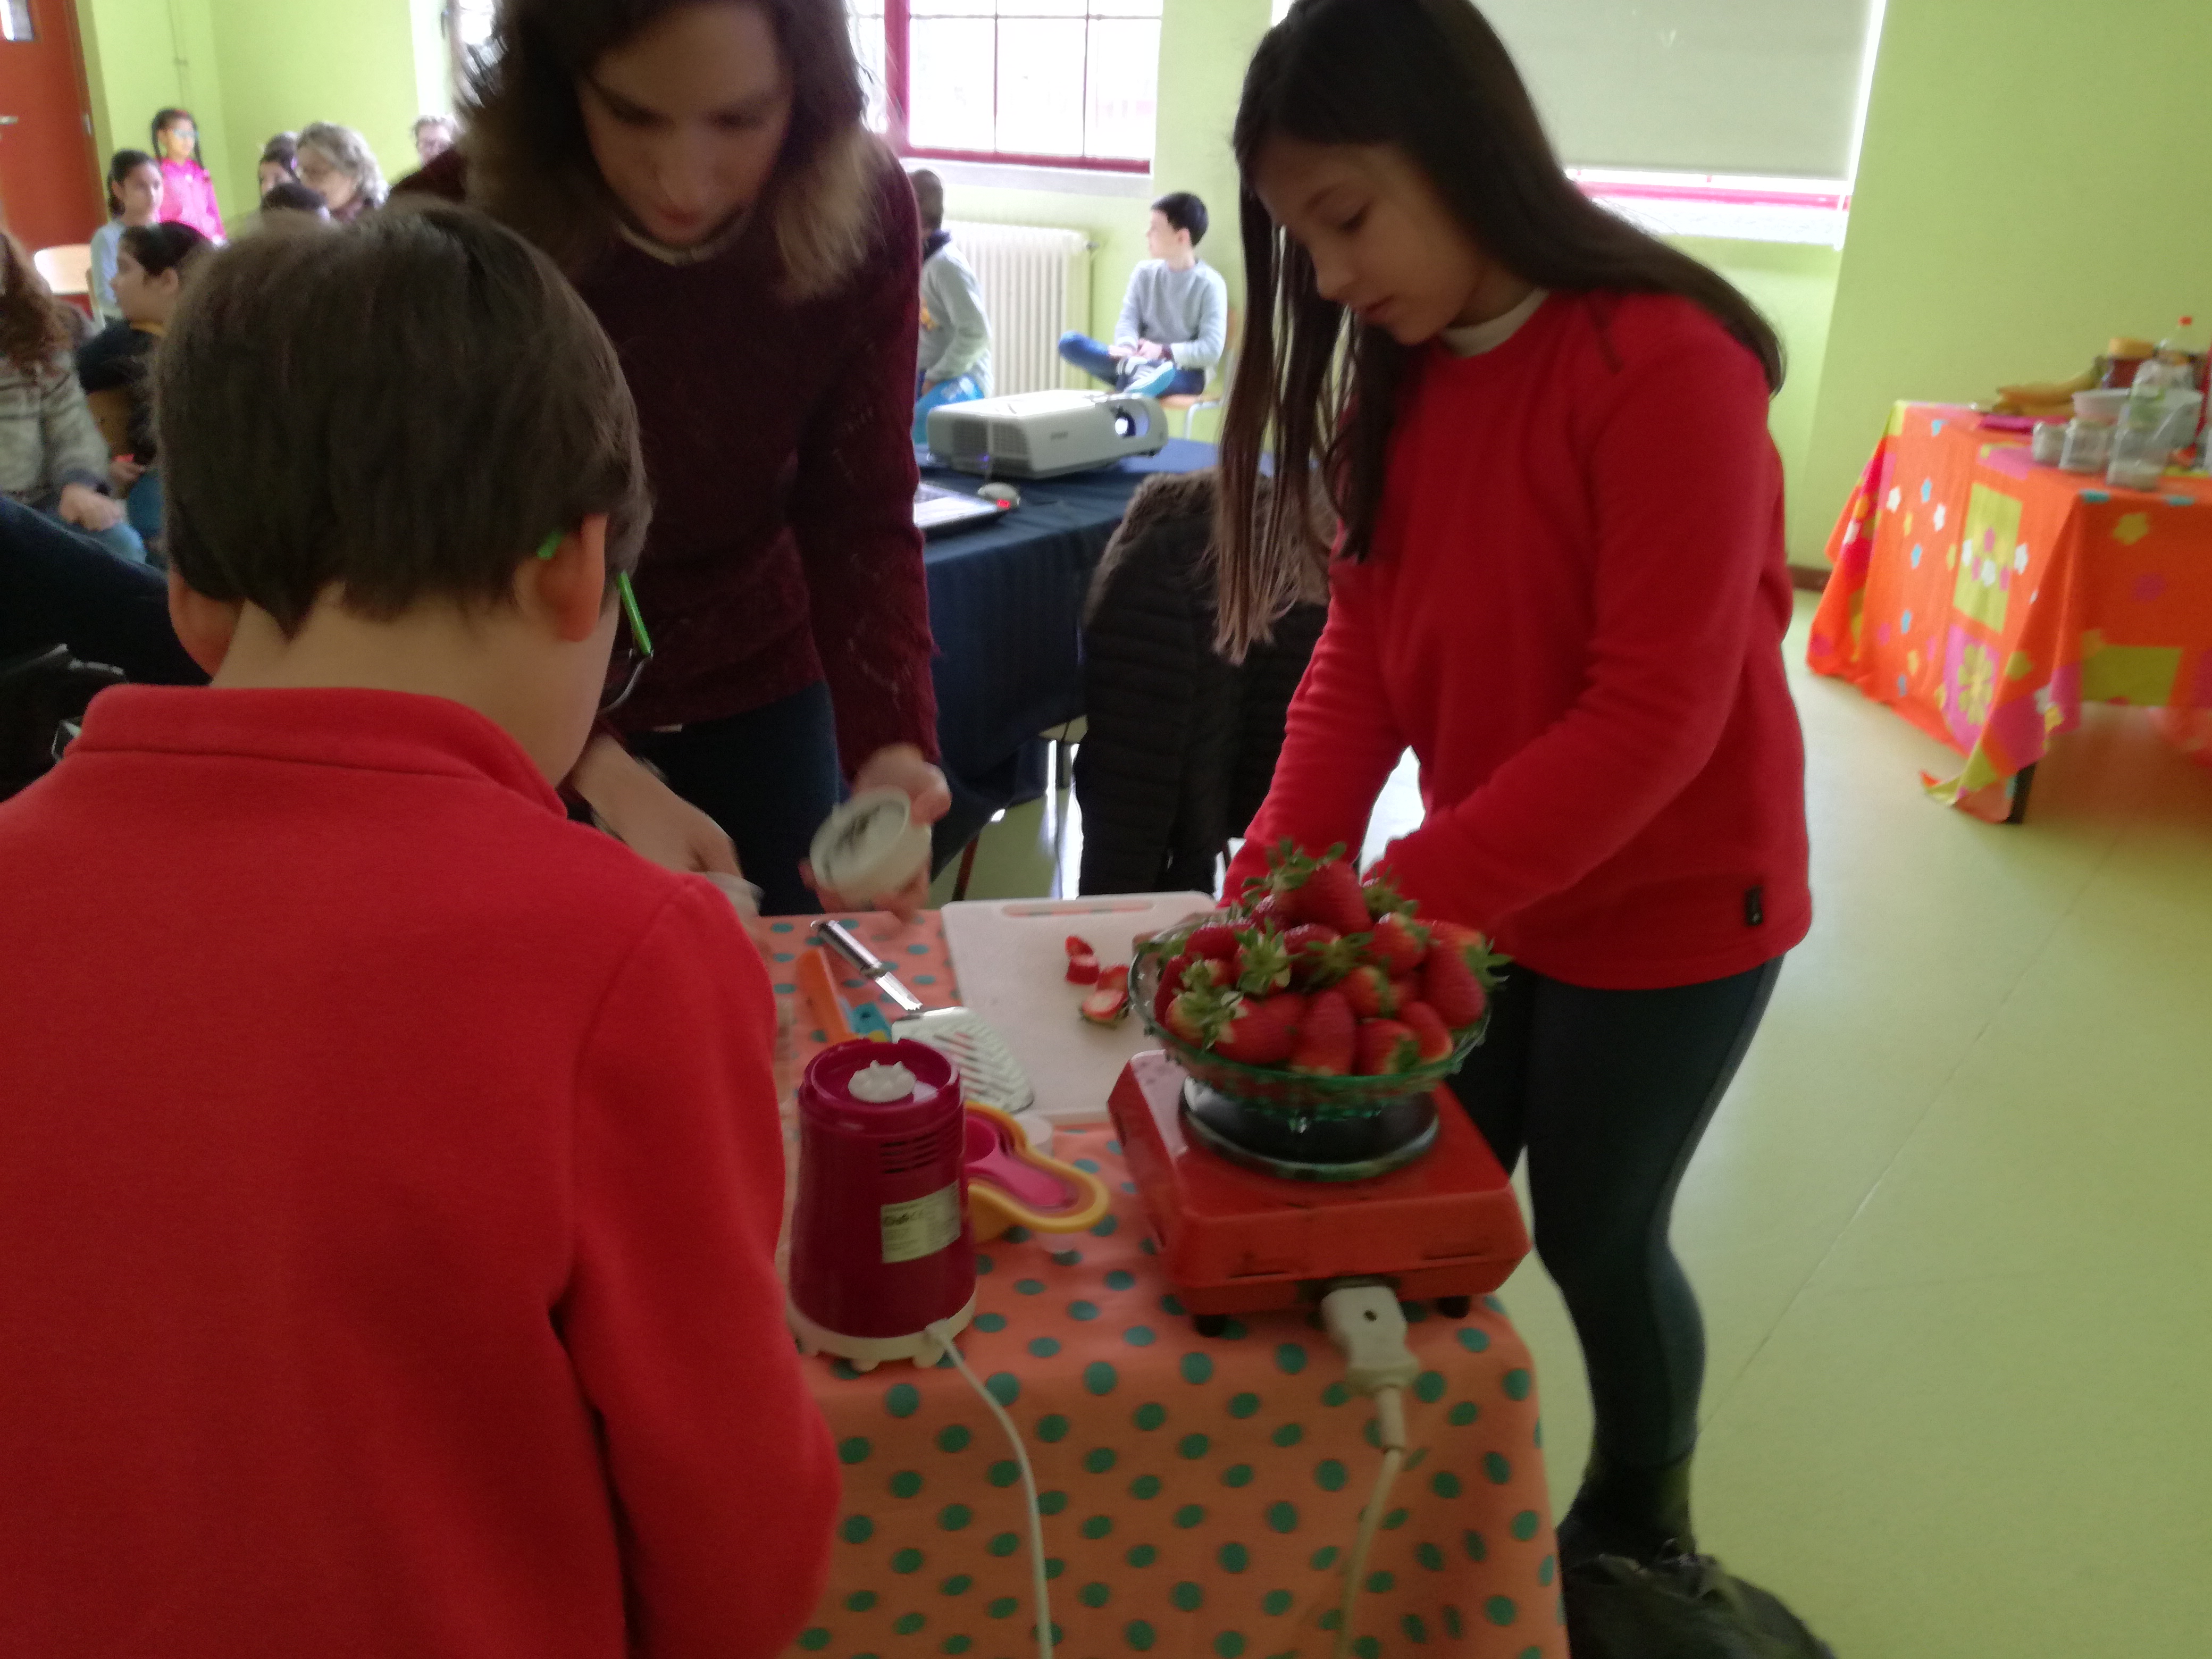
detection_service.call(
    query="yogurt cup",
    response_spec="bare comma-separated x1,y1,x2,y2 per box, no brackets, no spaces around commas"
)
810,789,932,904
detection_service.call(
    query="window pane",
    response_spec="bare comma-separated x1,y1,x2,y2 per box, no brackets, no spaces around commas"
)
995,16,1086,157
1089,0,1163,15
910,0,993,13
2,0,36,43
1083,18,1157,159
848,3,888,131
996,0,1087,15
908,17,997,153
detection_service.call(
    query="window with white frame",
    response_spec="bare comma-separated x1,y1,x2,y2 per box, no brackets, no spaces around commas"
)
449,0,496,87
853,0,1161,174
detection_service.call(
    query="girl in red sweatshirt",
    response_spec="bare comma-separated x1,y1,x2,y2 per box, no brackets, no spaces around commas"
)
1217,0,1814,1614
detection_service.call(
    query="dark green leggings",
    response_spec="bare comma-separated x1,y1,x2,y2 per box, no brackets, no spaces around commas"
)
1446,956,1783,1471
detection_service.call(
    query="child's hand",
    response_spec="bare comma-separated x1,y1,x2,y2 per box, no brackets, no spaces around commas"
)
110,456,146,494
571,736,744,879
57,483,125,533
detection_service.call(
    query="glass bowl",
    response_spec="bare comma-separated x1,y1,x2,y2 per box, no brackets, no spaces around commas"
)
1130,952,1485,1120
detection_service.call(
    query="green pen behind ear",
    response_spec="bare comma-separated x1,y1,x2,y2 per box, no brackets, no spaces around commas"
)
538,530,653,659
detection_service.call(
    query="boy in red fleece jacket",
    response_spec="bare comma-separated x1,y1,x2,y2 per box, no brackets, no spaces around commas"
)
0,203,837,1659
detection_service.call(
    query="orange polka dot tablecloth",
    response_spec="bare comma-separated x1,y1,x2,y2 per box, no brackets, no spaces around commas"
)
766,914,1565,1659
1808,400,2212,820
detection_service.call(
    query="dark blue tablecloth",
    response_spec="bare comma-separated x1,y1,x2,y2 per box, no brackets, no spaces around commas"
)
924,437,1213,866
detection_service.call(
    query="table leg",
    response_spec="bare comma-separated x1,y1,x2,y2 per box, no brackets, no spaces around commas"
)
2004,762,2039,825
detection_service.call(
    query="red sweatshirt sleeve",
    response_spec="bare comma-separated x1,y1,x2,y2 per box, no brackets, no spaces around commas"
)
1225,562,1409,898
563,883,837,1659
792,158,941,774
1374,323,1778,931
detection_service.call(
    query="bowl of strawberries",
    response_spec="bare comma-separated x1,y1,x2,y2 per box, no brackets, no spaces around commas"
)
1133,842,1505,1121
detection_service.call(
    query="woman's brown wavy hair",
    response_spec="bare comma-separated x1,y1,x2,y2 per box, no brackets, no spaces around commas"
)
462,0,879,298
1213,0,1783,659
0,232,73,381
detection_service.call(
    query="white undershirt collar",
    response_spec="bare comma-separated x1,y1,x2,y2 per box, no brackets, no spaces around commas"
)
1441,288,1549,357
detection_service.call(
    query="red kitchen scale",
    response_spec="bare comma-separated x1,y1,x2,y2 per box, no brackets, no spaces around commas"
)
1108,1047,1529,1336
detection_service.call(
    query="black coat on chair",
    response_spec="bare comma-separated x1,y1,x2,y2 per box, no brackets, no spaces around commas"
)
1074,471,1326,898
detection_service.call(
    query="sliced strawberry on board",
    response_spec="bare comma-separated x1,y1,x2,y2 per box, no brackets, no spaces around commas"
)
1211,992,1306,1066
1065,935,1095,958
1080,984,1130,1026
1401,1001,1455,1064
1096,963,1129,993
1355,1018,1422,1076
1288,987,1356,1076
1066,952,1100,984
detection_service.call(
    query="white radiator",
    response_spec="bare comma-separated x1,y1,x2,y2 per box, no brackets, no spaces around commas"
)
944,220,1093,397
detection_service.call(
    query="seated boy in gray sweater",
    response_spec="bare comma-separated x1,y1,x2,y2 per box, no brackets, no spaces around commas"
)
910,170,993,444
1059,192,1228,400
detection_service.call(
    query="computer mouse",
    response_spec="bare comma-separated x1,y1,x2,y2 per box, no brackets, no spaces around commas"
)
977,482,1021,507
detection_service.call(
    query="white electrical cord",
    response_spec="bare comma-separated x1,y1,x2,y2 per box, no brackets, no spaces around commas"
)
1319,1286,1421,1659
931,1321,1055,1659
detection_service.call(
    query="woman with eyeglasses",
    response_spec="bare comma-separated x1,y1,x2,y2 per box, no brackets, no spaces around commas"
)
398,0,945,919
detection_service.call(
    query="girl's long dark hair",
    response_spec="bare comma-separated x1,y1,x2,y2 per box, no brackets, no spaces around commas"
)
1214,0,1783,658
0,232,73,379
463,0,879,296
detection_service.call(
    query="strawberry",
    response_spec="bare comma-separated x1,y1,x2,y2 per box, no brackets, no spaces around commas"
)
1233,927,1294,995
1162,984,1225,1049
1363,912,1430,977
1241,892,1280,927
1286,860,1371,935
1096,963,1129,993
1153,953,1209,1023
1066,952,1100,984
1401,1001,1455,1064
1288,988,1356,1076
1356,1018,1422,1076
1211,991,1306,1066
1187,922,1243,963
1279,924,1352,986
1421,923,1508,1028
1066,935,1095,958
1340,963,1412,1020
1361,870,1411,920
1080,985,1130,1025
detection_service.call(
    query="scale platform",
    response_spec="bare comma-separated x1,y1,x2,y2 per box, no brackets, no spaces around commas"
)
1108,1051,1530,1329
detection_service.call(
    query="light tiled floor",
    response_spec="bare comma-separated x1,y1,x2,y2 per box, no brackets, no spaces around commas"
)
949,593,2212,1657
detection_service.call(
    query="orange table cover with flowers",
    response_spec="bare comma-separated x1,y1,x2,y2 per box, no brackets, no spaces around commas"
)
1807,401,2212,819
765,913,1565,1659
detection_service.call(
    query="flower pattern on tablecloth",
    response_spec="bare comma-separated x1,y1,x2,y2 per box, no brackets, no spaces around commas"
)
1809,402,2212,818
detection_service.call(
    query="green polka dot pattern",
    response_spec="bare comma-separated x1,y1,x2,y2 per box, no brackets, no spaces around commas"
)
780,1119,1562,1659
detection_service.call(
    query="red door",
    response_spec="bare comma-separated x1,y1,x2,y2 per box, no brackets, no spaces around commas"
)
0,0,103,250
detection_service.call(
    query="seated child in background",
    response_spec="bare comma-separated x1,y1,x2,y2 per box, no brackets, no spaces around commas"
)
258,178,334,231
0,202,837,1659
1059,191,1229,399
0,230,144,563
77,221,208,549
87,149,163,326
909,168,993,445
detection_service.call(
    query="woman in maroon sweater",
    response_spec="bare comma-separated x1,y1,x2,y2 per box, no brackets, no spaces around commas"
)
1217,0,1820,1640
407,0,943,915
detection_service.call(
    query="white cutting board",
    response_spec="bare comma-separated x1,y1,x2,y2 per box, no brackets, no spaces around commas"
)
940,892,1214,1124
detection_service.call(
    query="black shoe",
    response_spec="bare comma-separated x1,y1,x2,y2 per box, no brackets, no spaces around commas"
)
1555,1447,1696,1568
1563,1549,1838,1659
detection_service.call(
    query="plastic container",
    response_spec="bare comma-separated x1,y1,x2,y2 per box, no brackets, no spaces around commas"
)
2030,420,2068,465
2060,418,2114,473
808,789,932,905
2072,388,2132,423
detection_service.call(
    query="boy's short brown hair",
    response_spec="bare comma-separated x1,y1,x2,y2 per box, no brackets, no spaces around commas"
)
909,170,945,234
156,200,649,633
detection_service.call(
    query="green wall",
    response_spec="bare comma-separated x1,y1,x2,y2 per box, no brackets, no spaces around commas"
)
76,0,446,230
1800,0,2212,567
